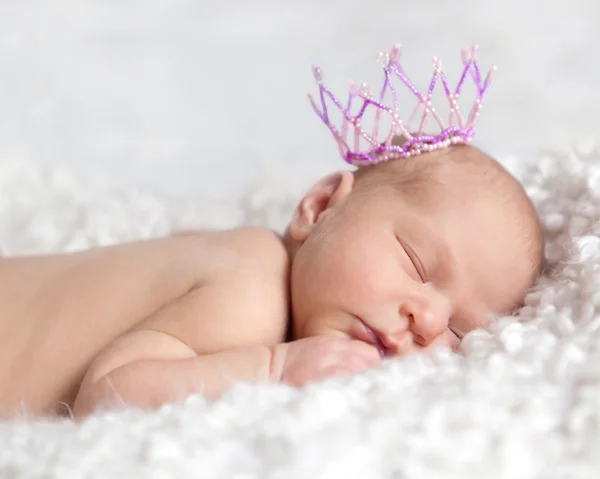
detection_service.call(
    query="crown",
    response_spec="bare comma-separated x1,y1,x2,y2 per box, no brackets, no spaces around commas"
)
308,44,496,166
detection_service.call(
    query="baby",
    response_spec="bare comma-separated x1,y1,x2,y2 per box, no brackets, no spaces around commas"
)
0,46,544,419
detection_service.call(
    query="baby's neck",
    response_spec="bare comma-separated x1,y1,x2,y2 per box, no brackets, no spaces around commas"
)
281,228,300,261
280,228,300,342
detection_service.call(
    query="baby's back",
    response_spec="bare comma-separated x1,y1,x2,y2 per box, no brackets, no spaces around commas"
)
0,233,240,416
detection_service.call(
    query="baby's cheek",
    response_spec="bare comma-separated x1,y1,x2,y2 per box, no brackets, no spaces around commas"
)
357,251,399,285
300,242,392,309
341,260,395,305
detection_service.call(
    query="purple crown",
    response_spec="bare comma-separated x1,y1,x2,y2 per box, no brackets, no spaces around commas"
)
308,45,496,166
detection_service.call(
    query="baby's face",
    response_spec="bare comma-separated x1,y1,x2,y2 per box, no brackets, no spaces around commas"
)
286,156,539,356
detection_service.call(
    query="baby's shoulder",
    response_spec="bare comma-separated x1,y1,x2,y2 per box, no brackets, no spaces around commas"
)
178,226,289,278
168,227,290,305
225,227,289,272
158,227,291,349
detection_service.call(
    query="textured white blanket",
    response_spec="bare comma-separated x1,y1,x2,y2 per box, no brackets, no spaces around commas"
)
1,148,600,478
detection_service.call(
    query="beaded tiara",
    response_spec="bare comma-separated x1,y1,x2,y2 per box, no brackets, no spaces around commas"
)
308,45,496,166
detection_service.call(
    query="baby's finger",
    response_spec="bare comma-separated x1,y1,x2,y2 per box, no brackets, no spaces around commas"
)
348,340,382,365
338,355,379,375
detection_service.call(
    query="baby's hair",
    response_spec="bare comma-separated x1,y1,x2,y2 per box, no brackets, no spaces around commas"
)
352,142,545,287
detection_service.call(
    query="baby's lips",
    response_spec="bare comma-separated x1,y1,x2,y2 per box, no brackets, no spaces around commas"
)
350,318,386,358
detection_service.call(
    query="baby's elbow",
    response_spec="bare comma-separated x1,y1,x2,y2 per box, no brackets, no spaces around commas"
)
71,365,140,420
72,375,104,420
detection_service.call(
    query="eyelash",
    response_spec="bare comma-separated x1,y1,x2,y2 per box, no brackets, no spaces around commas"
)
406,250,426,282
397,237,426,283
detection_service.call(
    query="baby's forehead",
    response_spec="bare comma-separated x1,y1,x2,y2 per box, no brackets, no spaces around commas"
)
357,148,535,243
384,147,518,197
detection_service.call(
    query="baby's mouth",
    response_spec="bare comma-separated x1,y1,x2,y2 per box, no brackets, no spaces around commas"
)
351,316,462,355
352,318,389,357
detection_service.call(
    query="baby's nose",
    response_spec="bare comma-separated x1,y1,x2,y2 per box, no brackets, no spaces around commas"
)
400,288,452,346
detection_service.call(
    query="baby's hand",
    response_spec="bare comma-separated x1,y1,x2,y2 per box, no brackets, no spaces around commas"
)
271,336,381,387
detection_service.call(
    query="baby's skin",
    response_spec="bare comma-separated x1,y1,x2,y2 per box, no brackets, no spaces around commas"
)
0,145,544,419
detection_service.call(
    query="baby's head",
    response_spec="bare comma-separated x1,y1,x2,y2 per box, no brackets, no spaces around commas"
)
283,144,544,355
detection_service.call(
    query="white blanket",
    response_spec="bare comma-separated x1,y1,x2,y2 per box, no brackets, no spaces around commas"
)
0,149,599,478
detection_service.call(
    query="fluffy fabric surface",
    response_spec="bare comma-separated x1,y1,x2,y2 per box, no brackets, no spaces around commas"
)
1,147,600,478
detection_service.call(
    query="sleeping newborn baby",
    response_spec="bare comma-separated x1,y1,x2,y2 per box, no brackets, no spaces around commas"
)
0,46,544,419
286,144,543,355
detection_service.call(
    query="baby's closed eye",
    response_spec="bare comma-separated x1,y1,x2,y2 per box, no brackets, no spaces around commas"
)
395,234,426,282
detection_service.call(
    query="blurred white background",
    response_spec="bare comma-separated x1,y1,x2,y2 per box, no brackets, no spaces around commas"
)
0,0,598,198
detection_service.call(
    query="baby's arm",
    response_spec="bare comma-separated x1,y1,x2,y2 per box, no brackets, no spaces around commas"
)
72,328,380,419
72,329,274,418
72,254,288,418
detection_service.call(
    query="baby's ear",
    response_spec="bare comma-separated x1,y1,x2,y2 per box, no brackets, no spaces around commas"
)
288,171,354,242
